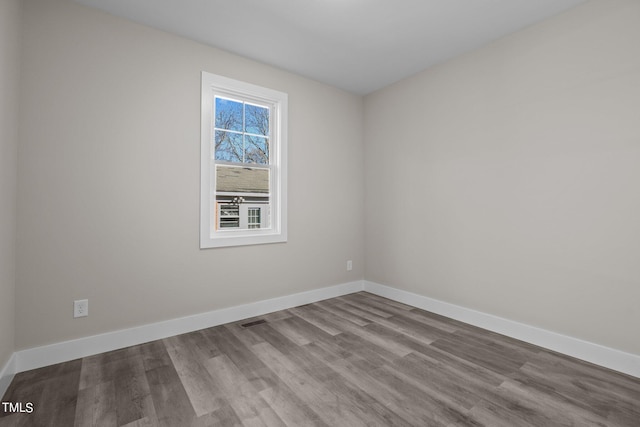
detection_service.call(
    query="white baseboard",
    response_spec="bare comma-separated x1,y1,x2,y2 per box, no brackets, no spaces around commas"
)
8,279,639,380
14,280,365,373
364,280,640,378
0,353,16,399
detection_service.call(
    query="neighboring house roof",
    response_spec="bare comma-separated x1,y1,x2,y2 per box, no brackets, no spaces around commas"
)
216,167,269,193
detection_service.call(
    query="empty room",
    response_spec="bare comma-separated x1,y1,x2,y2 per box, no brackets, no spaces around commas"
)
1,0,639,425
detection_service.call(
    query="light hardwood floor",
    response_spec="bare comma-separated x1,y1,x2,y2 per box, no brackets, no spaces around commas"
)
1,292,639,426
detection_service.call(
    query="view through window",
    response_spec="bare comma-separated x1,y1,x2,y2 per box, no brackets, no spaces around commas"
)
214,96,271,231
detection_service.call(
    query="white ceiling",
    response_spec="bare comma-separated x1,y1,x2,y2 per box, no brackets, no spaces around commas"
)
74,0,586,95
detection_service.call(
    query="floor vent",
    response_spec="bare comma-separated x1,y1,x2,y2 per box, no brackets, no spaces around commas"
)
241,319,267,328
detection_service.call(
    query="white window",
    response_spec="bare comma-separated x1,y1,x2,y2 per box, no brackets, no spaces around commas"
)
201,72,287,248
247,207,262,229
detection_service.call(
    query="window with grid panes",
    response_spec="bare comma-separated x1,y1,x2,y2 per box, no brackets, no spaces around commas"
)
200,72,287,248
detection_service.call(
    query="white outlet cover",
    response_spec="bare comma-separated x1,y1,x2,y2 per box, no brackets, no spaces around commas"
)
74,299,88,318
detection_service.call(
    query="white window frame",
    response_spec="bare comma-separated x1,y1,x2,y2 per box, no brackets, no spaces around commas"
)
200,72,287,248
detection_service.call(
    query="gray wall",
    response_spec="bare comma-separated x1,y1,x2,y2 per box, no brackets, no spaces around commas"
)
364,0,640,355
0,0,21,369
15,0,364,350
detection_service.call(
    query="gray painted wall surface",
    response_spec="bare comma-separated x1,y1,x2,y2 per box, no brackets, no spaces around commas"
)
364,0,640,355
0,0,21,368
16,0,364,350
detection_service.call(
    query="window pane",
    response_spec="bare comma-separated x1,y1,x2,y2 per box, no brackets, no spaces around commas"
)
244,135,269,164
216,165,269,194
215,131,243,162
248,208,261,229
215,97,243,131
245,104,269,136
215,165,270,230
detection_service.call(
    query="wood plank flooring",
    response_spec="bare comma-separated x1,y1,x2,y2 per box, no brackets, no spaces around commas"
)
1,292,639,426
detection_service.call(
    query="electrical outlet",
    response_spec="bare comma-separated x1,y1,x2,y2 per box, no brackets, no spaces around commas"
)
74,299,88,318
347,260,353,271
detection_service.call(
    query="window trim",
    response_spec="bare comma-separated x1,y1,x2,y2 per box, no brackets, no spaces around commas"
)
200,72,288,248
